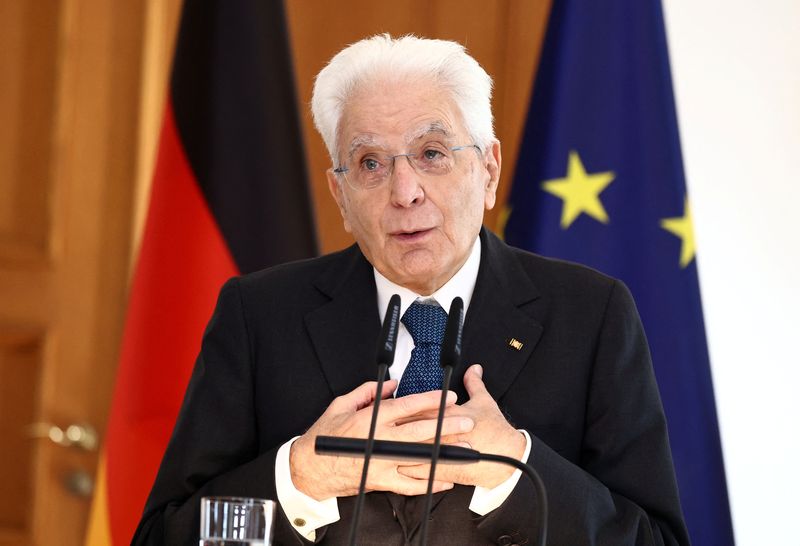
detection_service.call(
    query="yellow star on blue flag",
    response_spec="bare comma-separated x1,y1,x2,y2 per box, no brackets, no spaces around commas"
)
542,151,615,228
660,197,696,268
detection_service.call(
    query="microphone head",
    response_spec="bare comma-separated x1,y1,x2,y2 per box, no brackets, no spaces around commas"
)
376,294,401,366
440,297,464,369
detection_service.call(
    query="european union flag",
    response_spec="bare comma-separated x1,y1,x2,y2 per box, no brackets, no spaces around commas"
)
504,1,735,544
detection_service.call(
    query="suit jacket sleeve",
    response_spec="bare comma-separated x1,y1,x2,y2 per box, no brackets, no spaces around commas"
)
475,280,690,545
131,278,302,545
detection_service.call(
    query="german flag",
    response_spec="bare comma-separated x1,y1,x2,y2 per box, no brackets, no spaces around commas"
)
85,1,316,543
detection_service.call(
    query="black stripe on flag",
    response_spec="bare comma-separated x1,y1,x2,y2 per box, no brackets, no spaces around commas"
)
170,0,317,273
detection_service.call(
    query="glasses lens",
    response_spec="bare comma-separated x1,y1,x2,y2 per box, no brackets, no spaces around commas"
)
408,142,455,176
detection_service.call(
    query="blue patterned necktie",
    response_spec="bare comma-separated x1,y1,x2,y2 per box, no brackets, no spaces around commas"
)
396,300,447,397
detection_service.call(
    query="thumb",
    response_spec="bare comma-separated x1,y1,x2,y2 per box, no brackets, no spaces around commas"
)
463,364,488,399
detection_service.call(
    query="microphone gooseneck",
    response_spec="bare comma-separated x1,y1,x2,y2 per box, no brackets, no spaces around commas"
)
418,297,464,546
347,294,401,546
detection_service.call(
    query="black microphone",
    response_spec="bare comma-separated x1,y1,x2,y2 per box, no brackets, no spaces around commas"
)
347,294,401,546
316,436,548,545
440,296,464,368
376,294,402,366
418,296,464,546
316,435,480,462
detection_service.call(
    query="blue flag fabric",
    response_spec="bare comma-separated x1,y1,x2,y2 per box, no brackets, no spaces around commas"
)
503,1,735,544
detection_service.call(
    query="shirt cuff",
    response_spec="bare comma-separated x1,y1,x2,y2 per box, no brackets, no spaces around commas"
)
468,430,532,516
275,436,340,541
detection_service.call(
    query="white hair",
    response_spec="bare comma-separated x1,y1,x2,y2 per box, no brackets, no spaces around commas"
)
311,34,495,164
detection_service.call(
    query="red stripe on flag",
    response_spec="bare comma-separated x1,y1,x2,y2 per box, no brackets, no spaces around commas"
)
105,100,238,544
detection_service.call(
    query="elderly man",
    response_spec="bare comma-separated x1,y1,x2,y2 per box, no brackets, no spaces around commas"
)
133,35,689,545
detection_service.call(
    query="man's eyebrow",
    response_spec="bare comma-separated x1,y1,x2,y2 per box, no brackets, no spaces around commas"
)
405,121,454,142
346,134,383,158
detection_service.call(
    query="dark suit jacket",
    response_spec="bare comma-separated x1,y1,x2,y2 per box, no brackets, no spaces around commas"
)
132,229,689,545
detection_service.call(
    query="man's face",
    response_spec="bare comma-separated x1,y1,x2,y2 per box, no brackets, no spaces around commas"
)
326,79,501,295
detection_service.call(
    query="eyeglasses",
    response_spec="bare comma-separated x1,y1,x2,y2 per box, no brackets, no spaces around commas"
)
333,143,481,190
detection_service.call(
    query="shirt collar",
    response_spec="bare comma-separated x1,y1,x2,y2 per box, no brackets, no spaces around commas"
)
374,236,481,321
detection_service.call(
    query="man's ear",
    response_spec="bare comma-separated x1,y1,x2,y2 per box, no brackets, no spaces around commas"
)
326,169,352,233
483,140,502,211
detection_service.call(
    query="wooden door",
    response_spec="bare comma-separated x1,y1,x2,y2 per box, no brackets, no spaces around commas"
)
0,2,152,544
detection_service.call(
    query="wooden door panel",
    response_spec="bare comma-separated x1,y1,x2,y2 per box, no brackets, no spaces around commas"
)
0,331,42,546
0,3,60,545
0,2,59,261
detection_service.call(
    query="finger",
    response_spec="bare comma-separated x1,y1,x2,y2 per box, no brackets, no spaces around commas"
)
397,464,470,487
397,464,457,483
379,389,457,422
463,364,490,400
394,404,470,426
391,415,474,442
418,434,470,446
377,379,399,400
396,464,429,480
395,404,469,423
443,440,472,449
332,380,398,412
395,442,473,476
430,480,456,494
379,473,454,496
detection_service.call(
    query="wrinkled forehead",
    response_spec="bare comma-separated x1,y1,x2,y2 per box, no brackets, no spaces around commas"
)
344,121,456,157
335,79,467,158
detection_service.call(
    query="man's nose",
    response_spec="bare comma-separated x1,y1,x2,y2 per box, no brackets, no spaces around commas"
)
389,155,424,207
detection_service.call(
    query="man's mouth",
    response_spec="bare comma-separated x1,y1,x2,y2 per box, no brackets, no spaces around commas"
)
391,228,433,241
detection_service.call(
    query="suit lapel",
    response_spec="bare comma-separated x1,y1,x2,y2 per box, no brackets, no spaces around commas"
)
458,229,544,402
304,245,382,397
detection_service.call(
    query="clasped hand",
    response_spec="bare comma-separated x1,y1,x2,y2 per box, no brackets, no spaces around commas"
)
290,364,526,500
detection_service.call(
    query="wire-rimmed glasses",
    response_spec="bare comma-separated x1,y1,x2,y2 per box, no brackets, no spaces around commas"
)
333,143,481,191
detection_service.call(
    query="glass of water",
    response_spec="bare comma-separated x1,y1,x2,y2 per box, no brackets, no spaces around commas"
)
200,496,276,545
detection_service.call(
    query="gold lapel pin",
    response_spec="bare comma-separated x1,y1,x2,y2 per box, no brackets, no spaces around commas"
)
508,338,523,351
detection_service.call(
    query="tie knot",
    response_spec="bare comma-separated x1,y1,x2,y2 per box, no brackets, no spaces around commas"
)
401,300,447,345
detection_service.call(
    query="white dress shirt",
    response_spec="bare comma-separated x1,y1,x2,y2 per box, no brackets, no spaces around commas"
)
275,237,532,540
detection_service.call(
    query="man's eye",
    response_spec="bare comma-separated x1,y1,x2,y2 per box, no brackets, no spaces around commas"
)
362,158,381,171
422,148,445,160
